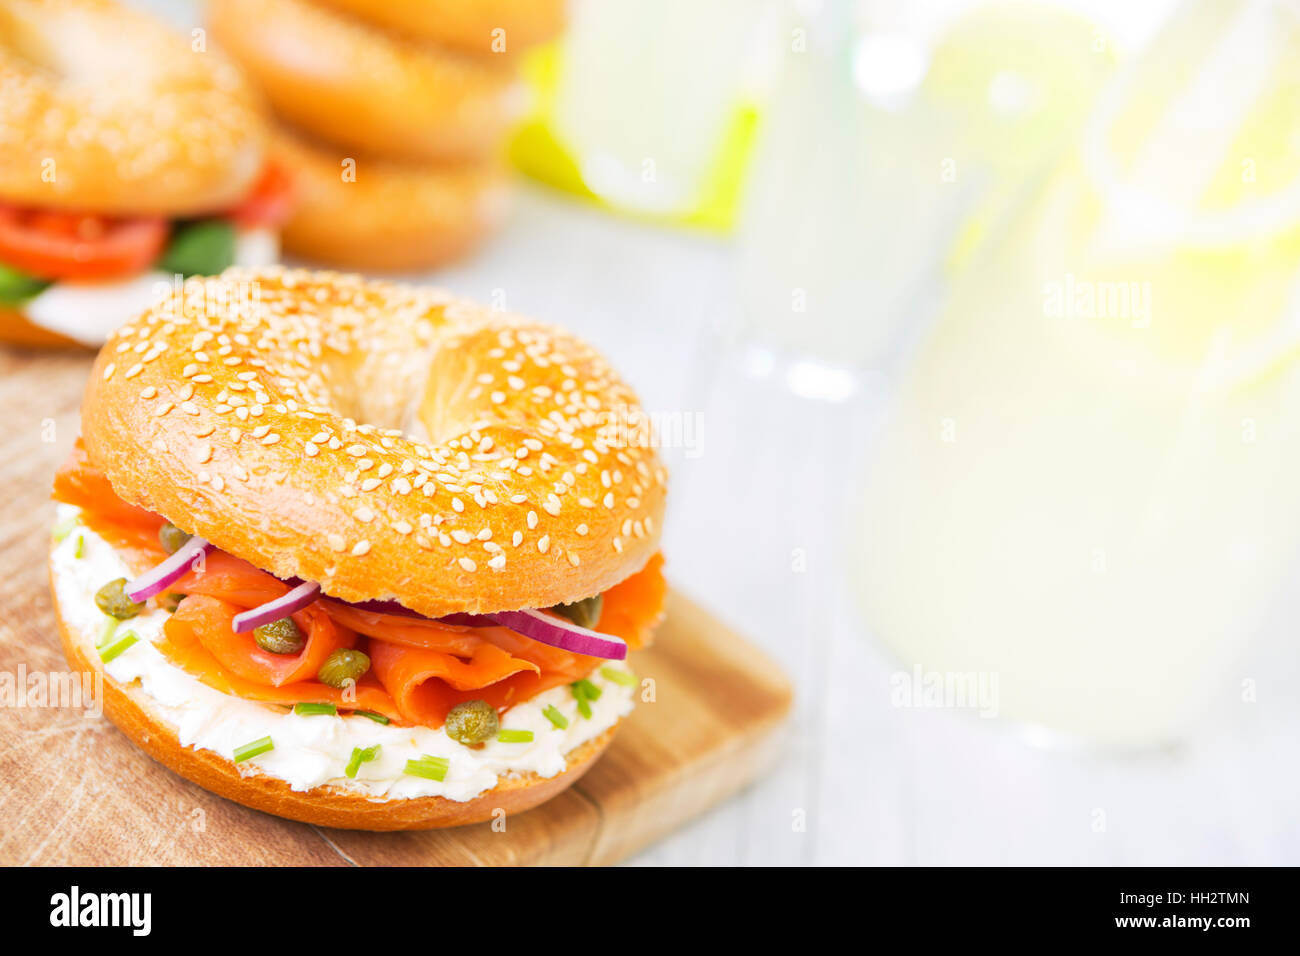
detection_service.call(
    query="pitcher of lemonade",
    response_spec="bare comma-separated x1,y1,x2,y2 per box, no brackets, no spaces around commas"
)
857,0,1300,748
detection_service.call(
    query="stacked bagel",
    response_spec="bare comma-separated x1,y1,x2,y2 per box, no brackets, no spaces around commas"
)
209,0,563,271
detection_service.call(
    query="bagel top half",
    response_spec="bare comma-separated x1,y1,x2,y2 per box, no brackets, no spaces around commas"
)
82,268,666,616
0,0,267,215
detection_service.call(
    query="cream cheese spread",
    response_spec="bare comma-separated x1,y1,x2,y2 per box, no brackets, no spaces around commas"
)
50,506,635,802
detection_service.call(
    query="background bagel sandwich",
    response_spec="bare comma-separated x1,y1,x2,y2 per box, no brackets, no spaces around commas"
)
50,268,668,830
0,0,290,348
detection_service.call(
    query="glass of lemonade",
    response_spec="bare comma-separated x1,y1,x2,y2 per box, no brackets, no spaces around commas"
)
855,0,1300,748
550,0,767,219
735,0,1117,393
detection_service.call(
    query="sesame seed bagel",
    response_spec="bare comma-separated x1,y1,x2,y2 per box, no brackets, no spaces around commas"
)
52,570,617,830
82,268,667,616
0,0,266,216
208,0,522,164
271,126,508,272
311,0,565,57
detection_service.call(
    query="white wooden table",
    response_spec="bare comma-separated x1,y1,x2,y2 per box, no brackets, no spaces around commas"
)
117,0,1300,864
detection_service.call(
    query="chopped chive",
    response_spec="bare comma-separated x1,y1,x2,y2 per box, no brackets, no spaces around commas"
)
98,631,138,663
293,702,337,716
403,755,449,781
51,515,80,542
571,682,592,719
233,736,274,763
97,618,118,648
497,729,534,743
353,710,390,724
72,533,86,559
573,678,602,702
345,744,381,779
542,704,568,730
600,666,637,687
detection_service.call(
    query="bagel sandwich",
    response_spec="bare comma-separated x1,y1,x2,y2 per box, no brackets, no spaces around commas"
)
50,267,667,830
0,0,289,348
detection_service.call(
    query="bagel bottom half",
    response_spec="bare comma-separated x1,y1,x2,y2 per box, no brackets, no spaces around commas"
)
272,127,509,272
0,306,84,349
52,561,616,831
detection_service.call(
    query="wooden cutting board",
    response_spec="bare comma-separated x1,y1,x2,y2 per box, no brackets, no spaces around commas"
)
0,349,792,866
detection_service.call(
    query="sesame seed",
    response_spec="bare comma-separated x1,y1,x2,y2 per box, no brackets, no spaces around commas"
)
351,540,371,556
537,535,550,553
459,557,477,572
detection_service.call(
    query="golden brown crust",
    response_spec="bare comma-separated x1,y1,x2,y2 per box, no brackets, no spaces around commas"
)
0,0,267,215
271,126,508,272
312,0,565,56
82,268,667,616
0,304,89,349
53,560,617,830
208,0,521,164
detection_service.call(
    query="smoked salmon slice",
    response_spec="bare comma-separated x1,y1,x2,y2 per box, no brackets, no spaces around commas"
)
369,637,588,727
170,594,356,688
55,441,668,729
323,602,485,656
596,552,666,649
163,598,402,721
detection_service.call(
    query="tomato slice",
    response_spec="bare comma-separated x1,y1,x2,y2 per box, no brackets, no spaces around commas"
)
0,205,168,282
227,162,295,230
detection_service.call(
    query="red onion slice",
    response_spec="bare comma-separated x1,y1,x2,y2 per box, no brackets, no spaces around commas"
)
125,537,214,602
232,581,321,633
488,608,628,660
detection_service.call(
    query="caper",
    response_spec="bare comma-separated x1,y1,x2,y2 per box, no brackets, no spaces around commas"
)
158,522,192,555
94,578,145,620
550,593,603,630
253,618,305,655
445,699,499,746
317,648,370,688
